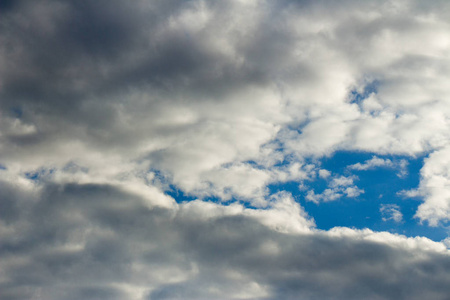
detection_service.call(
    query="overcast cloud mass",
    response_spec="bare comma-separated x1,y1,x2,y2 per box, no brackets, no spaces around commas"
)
1,0,450,299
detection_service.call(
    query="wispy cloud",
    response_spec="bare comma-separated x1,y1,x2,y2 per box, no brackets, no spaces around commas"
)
348,156,409,177
380,204,403,223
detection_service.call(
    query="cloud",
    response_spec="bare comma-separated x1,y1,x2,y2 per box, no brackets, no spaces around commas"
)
306,175,364,203
318,169,331,179
0,180,449,300
0,0,449,199
348,156,393,171
414,146,450,226
348,156,408,177
380,204,403,223
1,0,450,298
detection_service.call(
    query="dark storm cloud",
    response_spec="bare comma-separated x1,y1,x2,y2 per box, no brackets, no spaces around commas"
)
1,180,449,300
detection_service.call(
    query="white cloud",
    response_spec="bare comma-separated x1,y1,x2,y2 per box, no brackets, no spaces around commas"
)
348,156,395,170
348,156,409,177
318,169,331,179
380,204,403,223
443,237,450,249
306,175,364,203
330,175,356,188
415,146,450,226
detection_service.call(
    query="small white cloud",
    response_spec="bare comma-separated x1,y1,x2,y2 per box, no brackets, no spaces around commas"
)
305,190,320,203
348,156,408,178
344,186,364,198
318,169,331,179
380,204,403,223
306,190,342,203
330,175,356,188
306,175,363,203
396,159,409,178
397,189,422,198
348,156,394,171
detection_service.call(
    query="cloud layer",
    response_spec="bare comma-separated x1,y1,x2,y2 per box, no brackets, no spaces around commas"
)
1,181,449,300
2,0,450,213
1,0,450,299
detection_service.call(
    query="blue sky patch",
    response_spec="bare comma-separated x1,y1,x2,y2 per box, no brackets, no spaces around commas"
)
269,151,448,241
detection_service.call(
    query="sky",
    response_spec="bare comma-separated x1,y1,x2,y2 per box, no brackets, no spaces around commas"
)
1,0,450,299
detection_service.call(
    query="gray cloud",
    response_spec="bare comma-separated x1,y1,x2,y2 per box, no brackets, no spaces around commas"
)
2,1,450,298
1,180,449,300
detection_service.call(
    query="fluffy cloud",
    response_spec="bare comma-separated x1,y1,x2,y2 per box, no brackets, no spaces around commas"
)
2,0,450,298
1,0,450,205
0,180,449,300
414,146,450,226
306,175,364,203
